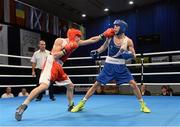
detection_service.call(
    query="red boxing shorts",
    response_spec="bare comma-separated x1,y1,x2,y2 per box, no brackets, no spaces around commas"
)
39,55,72,86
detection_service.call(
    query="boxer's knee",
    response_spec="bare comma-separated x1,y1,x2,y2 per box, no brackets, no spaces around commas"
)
129,80,139,89
67,83,74,90
92,81,101,90
38,83,49,91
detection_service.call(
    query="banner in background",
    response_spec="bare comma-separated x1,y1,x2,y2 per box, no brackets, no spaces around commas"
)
75,86,90,92
172,55,180,62
30,8,43,31
135,57,149,64
4,0,15,24
3,0,86,37
53,16,59,35
20,29,40,66
151,56,169,63
15,1,25,27
0,24,8,64
0,0,3,21
59,19,68,38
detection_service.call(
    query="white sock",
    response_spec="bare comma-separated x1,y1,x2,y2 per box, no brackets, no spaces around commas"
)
69,100,74,106
138,98,144,102
82,97,87,102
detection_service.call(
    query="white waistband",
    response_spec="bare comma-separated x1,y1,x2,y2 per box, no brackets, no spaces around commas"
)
57,59,64,65
105,56,125,64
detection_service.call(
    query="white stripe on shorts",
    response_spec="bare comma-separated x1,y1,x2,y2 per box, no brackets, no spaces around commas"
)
39,55,54,85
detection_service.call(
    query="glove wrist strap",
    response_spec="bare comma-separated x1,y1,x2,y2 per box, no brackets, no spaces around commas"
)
99,34,105,40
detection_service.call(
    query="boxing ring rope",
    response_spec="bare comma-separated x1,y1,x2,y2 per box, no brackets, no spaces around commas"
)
0,84,36,87
0,53,31,59
0,71,180,78
0,82,180,88
0,61,180,69
143,50,180,56
0,64,31,68
1,50,180,60
0,50,180,87
0,60,180,69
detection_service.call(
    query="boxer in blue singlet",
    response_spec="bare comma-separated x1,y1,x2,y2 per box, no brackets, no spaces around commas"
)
71,19,151,113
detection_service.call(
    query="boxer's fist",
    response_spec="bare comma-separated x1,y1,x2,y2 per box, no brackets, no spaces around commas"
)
121,51,134,60
90,50,100,60
99,28,115,40
103,28,115,38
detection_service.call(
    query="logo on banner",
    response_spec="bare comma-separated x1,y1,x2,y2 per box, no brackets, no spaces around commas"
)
30,8,42,30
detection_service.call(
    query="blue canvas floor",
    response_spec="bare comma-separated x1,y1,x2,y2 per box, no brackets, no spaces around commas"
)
0,95,180,126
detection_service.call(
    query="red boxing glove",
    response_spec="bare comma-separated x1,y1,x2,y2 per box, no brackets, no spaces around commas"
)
103,28,115,38
99,28,115,40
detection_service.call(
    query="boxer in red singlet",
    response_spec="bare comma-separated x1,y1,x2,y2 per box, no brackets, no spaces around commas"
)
15,28,115,121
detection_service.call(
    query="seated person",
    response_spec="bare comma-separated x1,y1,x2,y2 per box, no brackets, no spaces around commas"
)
95,85,104,94
167,85,173,96
161,85,170,96
141,84,151,96
1,87,14,98
18,88,29,97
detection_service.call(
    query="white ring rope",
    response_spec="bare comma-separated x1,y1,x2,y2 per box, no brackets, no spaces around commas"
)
0,75,33,77
0,82,179,87
1,50,180,61
0,61,180,69
0,64,32,68
143,50,180,56
0,53,31,59
63,65,99,69
0,84,36,87
141,61,180,66
0,72,180,78
70,72,180,76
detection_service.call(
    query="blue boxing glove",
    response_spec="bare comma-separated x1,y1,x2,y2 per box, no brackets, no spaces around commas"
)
121,50,134,60
90,50,100,60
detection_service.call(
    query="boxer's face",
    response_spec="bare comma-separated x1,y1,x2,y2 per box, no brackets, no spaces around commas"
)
74,36,81,42
114,25,120,35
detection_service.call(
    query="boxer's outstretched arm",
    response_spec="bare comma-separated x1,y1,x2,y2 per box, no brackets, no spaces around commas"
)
78,36,101,46
78,28,115,46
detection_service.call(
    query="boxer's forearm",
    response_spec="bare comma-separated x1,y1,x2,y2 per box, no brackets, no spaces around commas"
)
78,36,101,46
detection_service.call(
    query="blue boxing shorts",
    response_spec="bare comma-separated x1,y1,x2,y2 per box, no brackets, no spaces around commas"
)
96,62,134,85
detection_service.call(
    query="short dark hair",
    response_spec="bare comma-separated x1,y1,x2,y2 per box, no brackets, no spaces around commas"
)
161,85,168,89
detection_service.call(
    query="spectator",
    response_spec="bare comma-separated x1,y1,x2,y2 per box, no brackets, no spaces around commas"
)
96,86,104,94
18,88,29,97
95,60,102,73
161,85,170,96
167,85,173,96
141,84,151,96
1,87,14,98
